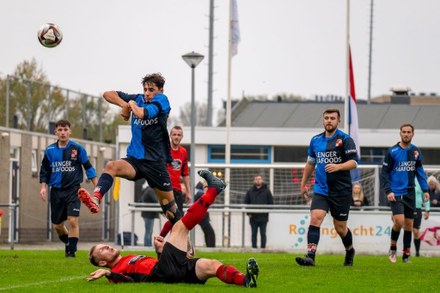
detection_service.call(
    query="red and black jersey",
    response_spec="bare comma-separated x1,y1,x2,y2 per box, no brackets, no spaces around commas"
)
167,146,189,190
108,255,158,283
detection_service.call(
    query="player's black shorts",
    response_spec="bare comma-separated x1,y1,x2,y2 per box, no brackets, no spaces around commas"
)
390,189,416,219
50,185,81,224
123,157,172,192
311,193,352,221
413,208,422,229
150,242,205,284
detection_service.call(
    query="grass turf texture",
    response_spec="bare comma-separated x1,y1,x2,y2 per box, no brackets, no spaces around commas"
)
0,249,436,292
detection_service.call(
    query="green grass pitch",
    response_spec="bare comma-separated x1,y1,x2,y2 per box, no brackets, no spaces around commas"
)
0,249,437,292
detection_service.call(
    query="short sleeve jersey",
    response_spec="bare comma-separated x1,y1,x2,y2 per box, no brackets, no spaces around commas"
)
307,129,358,196
118,92,172,162
381,143,428,196
39,140,97,188
167,146,189,191
109,255,158,283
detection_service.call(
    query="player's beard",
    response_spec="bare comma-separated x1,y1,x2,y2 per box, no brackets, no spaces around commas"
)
325,124,337,134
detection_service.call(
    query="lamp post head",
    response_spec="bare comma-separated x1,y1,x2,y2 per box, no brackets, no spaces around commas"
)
182,51,204,68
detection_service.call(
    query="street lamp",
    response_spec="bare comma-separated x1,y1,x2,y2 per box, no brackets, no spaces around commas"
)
182,51,204,208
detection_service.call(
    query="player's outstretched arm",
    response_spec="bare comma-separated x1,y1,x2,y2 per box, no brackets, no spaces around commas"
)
87,269,110,281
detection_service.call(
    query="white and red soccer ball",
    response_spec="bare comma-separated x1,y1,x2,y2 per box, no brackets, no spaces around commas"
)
37,23,63,48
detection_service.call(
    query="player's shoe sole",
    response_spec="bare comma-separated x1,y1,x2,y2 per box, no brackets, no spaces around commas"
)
197,170,226,193
295,255,315,266
344,248,355,266
78,188,100,213
244,257,259,288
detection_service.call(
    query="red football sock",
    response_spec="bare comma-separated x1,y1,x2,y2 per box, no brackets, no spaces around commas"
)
203,187,218,205
160,221,173,237
216,265,245,286
181,187,219,230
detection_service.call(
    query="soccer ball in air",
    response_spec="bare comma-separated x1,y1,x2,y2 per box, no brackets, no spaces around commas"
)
37,23,63,48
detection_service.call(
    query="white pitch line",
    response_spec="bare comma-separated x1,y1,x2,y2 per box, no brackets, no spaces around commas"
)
0,276,85,291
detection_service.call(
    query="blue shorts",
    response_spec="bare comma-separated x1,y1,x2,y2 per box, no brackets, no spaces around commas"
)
123,157,172,192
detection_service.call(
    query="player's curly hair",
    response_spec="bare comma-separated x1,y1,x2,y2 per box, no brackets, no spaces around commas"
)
142,73,165,89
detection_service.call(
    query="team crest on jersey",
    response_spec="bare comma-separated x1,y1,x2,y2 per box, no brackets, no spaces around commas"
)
71,149,78,160
414,150,419,160
335,139,343,148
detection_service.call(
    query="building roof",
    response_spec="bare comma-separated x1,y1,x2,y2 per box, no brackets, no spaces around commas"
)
222,98,440,130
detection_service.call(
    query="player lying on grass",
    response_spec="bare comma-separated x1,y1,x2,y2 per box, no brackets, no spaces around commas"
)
87,170,259,287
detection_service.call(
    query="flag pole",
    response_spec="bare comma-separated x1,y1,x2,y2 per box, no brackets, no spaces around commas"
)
344,0,350,133
223,0,233,248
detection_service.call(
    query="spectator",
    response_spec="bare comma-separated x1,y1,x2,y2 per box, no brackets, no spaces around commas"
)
194,181,216,247
245,175,274,249
351,182,365,207
140,183,159,247
428,175,440,207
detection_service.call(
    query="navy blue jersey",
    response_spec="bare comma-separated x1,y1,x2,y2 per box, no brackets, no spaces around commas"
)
39,140,97,189
118,91,172,162
381,143,428,196
307,129,358,196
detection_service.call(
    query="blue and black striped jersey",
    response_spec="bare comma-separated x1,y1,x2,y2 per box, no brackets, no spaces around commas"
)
117,91,172,163
307,129,358,196
39,140,97,188
381,143,428,196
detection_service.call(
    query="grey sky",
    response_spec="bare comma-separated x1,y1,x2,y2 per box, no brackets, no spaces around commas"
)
1,0,439,122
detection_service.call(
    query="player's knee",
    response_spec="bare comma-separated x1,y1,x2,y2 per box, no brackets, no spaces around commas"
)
104,161,117,172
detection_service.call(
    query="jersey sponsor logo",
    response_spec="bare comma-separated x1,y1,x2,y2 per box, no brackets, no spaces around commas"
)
71,149,78,160
316,151,342,164
128,255,146,264
170,159,182,170
396,161,416,172
132,117,158,126
51,160,76,172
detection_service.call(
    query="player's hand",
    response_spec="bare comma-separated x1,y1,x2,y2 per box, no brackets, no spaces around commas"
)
387,192,396,202
87,269,110,281
424,211,430,220
154,235,164,253
300,185,309,199
423,192,430,203
325,163,341,173
40,188,47,202
120,103,131,121
185,194,192,203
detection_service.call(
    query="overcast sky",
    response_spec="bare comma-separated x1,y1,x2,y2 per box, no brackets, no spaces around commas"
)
1,0,439,123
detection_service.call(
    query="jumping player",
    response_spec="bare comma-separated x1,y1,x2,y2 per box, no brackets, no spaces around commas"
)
78,73,182,228
382,123,429,263
39,119,97,257
87,170,259,288
296,108,358,266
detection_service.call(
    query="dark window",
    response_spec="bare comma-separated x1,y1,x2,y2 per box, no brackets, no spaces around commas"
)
208,145,271,163
274,146,308,163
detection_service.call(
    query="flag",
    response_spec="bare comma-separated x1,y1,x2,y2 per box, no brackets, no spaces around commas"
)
348,45,360,160
113,177,120,201
231,0,240,56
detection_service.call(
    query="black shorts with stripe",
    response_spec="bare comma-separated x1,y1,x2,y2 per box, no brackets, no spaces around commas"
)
390,189,416,219
123,157,172,192
150,242,205,284
311,193,352,221
50,185,81,224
